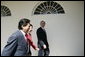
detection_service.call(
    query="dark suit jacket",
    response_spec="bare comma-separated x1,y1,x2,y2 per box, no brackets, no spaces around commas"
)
36,27,49,50
1,30,29,56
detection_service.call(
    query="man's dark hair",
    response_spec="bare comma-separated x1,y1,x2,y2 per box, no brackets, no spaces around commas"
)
18,18,30,30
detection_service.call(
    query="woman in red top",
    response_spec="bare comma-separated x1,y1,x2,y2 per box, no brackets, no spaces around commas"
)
26,24,39,56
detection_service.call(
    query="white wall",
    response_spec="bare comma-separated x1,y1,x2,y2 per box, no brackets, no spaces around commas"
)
1,1,84,56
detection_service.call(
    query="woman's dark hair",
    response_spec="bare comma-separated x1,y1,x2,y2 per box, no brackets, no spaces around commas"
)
30,24,33,28
18,18,30,30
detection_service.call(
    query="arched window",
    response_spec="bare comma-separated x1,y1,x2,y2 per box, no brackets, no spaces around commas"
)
1,5,11,16
33,1,65,15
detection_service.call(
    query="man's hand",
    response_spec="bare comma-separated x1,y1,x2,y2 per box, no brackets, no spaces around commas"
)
43,44,46,49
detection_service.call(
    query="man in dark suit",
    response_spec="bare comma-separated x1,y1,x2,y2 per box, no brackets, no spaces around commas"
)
36,20,50,56
1,18,30,56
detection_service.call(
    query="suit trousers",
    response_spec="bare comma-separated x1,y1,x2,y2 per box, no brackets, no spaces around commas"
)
38,48,50,56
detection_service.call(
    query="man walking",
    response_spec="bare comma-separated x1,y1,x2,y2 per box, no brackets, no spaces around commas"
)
1,18,30,56
36,20,50,56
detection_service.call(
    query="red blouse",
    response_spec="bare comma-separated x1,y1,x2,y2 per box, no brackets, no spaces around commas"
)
25,34,37,50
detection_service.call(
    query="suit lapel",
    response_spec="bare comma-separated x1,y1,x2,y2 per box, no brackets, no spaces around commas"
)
18,30,28,50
